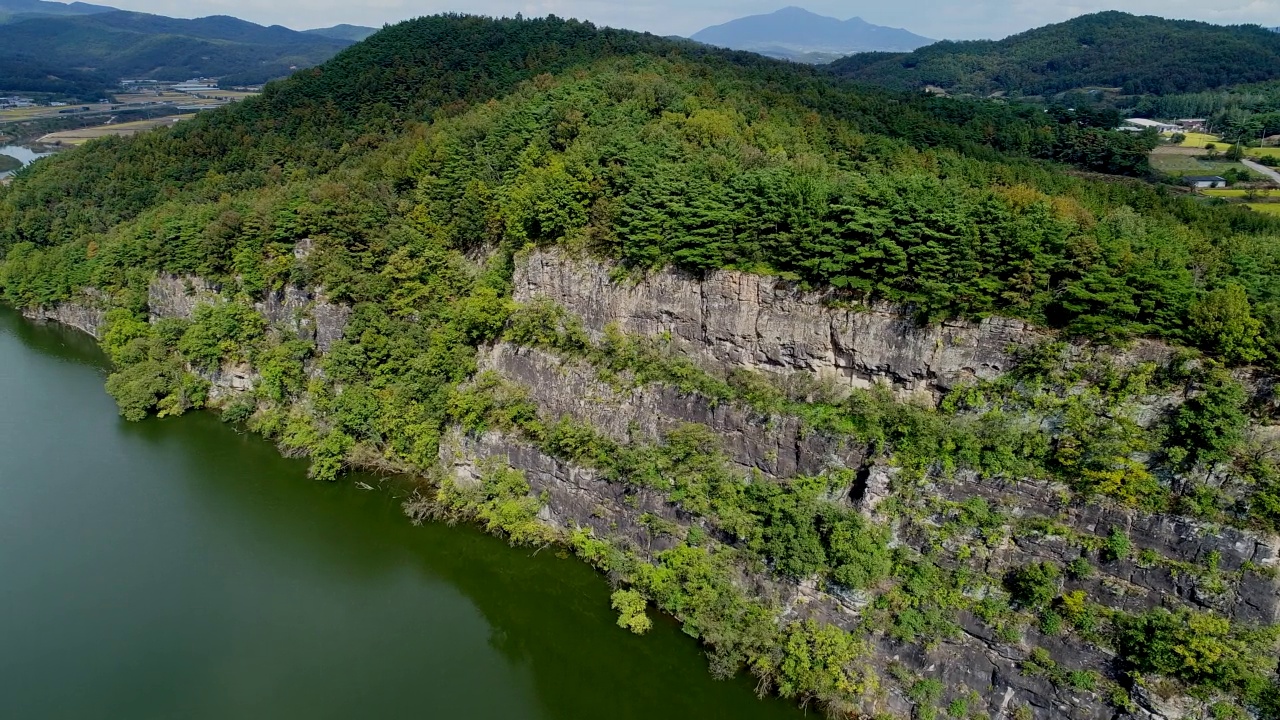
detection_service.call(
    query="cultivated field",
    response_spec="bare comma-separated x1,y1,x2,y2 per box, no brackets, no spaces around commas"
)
1171,132,1280,159
1202,189,1277,198
0,103,115,123
38,115,194,145
1149,147,1251,177
1249,203,1280,215
1177,132,1220,147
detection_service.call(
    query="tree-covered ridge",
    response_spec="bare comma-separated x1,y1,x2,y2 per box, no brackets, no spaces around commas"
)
2,19,1280,366
829,11,1280,97
0,13,1166,254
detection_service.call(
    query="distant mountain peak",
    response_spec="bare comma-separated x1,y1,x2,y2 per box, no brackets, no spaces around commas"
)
690,6,933,63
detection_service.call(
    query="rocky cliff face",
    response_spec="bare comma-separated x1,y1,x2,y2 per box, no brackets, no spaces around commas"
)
21,288,109,338
25,251,1280,720
479,342,865,478
148,274,351,352
514,250,1053,400
487,249,1280,720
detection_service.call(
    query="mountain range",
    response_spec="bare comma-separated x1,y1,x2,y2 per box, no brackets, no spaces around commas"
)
690,7,933,63
0,2,376,98
828,11,1280,97
0,0,113,16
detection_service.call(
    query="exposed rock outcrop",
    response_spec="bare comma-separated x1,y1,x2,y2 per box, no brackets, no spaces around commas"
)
439,428,687,556
491,249,1280,719
147,274,350,351
514,249,1049,399
21,288,109,339
441,425,1123,720
478,342,865,478
255,285,351,352
147,274,223,322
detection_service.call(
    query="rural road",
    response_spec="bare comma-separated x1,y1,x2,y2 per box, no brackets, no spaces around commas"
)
1243,158,1280,185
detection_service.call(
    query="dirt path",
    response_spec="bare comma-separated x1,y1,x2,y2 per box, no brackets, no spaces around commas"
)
1243,158,1280,185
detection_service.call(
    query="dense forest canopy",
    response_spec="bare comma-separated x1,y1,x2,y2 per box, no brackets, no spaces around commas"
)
0,13,1278,366
0,14,1164,254
828,12,1280,97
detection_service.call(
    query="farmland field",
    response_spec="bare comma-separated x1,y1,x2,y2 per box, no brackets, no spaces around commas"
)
1168,132,1280,159
1172,131,1213,146
1149,148,1250,177
38,116,194,145
1248,203,1280,215
1202,189,1277,198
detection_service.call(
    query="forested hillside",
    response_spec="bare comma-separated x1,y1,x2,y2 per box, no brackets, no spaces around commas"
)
3,14,1280,720
1129,80,1280,138
0,10,351,89
829,11,1280,96
303,24,377,42
0,0,113,17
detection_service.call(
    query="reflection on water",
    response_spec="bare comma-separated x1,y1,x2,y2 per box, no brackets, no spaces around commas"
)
0,144,54,179
0,308,805,720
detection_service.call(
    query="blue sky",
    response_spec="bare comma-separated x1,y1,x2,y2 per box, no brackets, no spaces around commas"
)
74,0,1280,40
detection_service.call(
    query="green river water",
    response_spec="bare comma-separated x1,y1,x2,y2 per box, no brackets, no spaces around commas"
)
0,307,807,720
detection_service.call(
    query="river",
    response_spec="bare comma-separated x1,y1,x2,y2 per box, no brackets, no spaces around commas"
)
0,307,805,720
0,145,53,179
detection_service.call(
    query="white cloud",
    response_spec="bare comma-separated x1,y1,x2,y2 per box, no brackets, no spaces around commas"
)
52,0,1280,40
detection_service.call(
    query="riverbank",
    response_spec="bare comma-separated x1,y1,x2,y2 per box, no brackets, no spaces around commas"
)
0,305,807,720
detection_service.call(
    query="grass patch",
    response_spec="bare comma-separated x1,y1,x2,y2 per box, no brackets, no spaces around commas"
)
1247,203,1280,215
1202,189,1278,199
1173,132,1220,148
1149,152,1247,178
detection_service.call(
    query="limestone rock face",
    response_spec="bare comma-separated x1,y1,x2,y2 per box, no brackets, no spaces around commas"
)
514,249,1048,399
147,274,223,322
147,274,350,352
478,343,865,478
22,288,109,339
439,428,685,556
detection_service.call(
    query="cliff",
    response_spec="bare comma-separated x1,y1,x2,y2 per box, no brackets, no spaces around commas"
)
22,249,1280,720
462,250,1280,719
21,288,109,339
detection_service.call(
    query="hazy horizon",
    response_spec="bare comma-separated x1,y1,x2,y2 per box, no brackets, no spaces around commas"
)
30,0,1280,43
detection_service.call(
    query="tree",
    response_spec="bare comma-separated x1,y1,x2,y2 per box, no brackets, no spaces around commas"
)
611,589,652,634
1188,284,1264,364
1004,562,1060,609
1167,370,1248,468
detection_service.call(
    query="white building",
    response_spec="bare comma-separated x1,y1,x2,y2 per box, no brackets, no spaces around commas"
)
1123,118,1179,133
1186,175,1227,189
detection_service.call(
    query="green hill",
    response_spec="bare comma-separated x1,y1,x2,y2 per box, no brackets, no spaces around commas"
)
3,15,1280,718
0,0,115,17
0,10,352,91
829,11,1280,97
303,23,377,42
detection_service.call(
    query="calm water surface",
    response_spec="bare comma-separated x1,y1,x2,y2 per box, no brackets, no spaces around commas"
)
0,145,52,178
0,307,805,720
